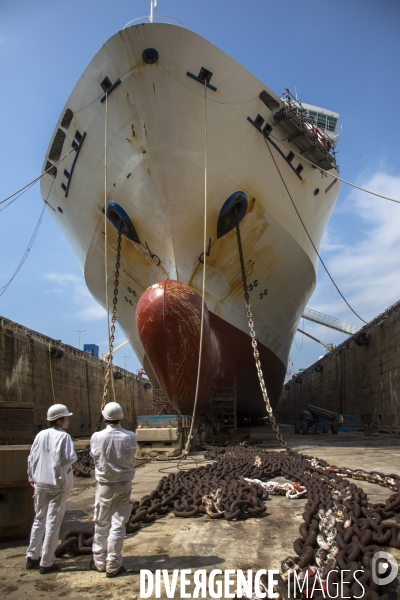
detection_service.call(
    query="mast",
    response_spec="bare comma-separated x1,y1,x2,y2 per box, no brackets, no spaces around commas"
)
150,0,157,23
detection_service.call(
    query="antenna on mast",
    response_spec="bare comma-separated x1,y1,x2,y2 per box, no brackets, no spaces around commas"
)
150,0,157,23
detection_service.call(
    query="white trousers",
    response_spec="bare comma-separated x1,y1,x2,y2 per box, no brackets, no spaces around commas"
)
26,486,68,567
92,481,132,573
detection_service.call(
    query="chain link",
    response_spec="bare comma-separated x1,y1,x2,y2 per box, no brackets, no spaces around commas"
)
235,217,293,453
96,228,122,431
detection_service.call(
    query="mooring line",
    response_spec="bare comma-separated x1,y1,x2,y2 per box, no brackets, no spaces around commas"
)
182,75,208,456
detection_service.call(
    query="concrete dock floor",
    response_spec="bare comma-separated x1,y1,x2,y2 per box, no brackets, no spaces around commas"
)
1,426,400,599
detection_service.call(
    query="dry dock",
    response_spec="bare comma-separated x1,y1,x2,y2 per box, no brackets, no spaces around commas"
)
1,427,400,599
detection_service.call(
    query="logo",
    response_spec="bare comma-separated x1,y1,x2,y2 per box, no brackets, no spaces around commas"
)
371,551,398,586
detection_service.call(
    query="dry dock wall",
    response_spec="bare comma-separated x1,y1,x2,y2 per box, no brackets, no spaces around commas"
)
0,316,153,443
276,300,400,426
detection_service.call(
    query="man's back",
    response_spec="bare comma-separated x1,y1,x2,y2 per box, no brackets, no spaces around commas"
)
28,427,76,489
90,424,137,483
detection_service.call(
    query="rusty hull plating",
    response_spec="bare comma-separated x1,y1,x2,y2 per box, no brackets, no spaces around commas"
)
136,280,286,418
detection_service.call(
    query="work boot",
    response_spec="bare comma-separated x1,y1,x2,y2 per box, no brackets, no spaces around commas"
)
40,562,60,575
89,558,105,573
26,558,40,569
106,564,126,578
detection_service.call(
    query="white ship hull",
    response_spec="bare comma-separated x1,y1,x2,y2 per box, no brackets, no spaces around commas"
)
41,23,339,416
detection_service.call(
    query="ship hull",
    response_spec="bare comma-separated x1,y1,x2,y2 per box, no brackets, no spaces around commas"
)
136,280,285,417
40,22,340,419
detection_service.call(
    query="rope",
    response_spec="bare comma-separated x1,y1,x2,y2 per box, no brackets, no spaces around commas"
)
263,135,367,324
48,343,57,403
182,76,208,456
0,181,36,213
0,198,49,298
267,131,400,205
294,318,305,351
102,91,116,409
0,147,76,207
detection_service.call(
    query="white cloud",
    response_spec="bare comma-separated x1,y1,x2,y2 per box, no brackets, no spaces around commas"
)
78,305,106,321
320,229,346,253
44,272,106,322
314,171,400,322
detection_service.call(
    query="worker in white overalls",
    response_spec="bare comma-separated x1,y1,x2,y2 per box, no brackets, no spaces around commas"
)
90,402,137,577
26,404,77,574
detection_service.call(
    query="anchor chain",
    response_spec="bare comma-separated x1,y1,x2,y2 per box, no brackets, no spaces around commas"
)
59,443,400,600
235,216,293,453
96,227,122,431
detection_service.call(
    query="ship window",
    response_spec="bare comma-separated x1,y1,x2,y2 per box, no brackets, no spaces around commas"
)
74,130,83,144
254,114,265,128
198,67,213,84
327,117,337,132
287,151,295,163
100,76,112,92
317,114,327,128
48,128,66,162
60,108,73,130
296,164,304,175
45,161,57,178
308,110,317,123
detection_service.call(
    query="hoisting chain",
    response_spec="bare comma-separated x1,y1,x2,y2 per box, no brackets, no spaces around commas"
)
235,215,293,453
96,227,122,431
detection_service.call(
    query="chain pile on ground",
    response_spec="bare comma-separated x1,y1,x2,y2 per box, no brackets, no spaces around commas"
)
72,445,93,478
59,445,400,599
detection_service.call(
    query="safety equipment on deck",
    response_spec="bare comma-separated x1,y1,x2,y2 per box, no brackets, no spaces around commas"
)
47,404,73,421
102,402,124,421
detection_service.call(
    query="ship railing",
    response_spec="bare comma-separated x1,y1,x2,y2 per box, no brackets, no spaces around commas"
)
123,16,185,29
279,89,338,160
0,315,141,380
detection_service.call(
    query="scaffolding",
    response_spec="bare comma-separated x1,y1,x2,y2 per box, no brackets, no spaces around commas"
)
211,381,237,428
152,388,175,415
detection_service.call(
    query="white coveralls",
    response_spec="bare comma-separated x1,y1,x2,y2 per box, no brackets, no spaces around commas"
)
26,427,77,567
90,424,137,573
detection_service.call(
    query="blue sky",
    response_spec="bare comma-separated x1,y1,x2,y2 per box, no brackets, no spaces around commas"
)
1,0,400,377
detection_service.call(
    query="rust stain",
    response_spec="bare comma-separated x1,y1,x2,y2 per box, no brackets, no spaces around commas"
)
136,279,286,417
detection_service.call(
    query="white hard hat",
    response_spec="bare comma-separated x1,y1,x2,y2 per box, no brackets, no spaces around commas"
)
47,404,73,421
102,402,124,420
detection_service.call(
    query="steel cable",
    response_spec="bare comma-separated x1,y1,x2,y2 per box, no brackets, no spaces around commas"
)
263,134,367,324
